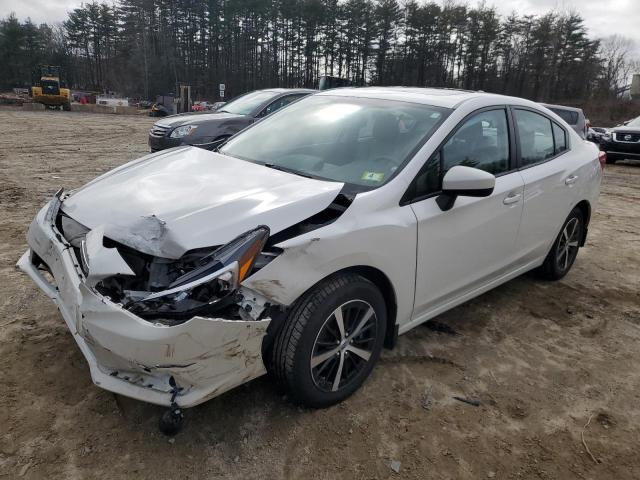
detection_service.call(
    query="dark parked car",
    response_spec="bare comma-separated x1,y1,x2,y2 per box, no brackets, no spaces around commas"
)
540,103,588,139
587,126,607,144
599,116,640,164
148,88,314,152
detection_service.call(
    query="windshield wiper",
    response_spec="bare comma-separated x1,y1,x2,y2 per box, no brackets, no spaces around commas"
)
263,163,314,179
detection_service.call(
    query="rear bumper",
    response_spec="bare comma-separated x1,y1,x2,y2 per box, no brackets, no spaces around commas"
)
17,195,270,407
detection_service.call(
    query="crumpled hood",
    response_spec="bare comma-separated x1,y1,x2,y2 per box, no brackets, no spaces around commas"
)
61,147,343,259
156,112,246,128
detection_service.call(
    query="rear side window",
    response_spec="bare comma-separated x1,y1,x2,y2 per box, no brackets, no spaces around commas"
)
549,108,579,125
514,110,555,167
552,123,567,153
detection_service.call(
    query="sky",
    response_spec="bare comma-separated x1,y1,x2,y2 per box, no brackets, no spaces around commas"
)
1,0,638,55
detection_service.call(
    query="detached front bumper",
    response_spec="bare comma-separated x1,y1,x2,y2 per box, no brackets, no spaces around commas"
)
17,196,270,407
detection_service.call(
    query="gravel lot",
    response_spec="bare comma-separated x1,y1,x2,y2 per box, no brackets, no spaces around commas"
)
1,108,639,479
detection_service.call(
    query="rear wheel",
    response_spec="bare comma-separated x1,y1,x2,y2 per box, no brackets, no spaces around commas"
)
63,102,71,111
271,273,386,408
538,208,584,280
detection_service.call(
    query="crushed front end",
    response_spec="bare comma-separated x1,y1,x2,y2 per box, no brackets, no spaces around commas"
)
17,190,278,407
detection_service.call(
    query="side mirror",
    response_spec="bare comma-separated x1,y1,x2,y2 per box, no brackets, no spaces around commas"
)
437,166,496,211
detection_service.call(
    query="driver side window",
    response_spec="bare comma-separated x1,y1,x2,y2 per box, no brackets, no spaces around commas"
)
408,108,510,201
442,109,510,175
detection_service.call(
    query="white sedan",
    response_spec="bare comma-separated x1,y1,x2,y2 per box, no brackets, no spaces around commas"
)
18,88,601,422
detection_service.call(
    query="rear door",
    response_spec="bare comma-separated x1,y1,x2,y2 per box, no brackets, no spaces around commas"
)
511,107,582,264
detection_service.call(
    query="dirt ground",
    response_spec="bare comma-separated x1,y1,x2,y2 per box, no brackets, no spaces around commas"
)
0,108,639,479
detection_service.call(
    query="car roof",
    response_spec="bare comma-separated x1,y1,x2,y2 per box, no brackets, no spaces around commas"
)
540,103,584,114
315,87,539,110
260,88,317,94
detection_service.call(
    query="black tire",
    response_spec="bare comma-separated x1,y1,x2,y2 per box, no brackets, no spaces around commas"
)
63,102,71,111
605,155,616,164
538,207,584,280
271,273,386,408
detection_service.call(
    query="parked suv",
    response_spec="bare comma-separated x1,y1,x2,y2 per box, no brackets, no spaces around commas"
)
599,116,640,163
540,103,588,139
148,88,314,152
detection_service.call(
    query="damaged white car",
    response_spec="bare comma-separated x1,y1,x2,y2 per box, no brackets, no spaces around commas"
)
19,88,601,430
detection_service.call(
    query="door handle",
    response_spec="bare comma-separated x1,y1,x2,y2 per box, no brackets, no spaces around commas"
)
503,192,521,205
565,175,578,185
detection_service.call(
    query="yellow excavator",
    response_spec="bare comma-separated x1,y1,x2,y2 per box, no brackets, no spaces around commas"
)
31,66,71,111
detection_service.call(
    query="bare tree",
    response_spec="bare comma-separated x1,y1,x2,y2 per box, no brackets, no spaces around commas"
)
599,35,637,97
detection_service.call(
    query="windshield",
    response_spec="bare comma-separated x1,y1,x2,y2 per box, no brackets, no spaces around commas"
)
41,80,60,94
220,95,451,188
218,91,278,115
627,116,640,127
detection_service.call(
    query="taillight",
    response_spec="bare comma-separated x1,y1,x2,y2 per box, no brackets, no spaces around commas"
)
598,151,606,169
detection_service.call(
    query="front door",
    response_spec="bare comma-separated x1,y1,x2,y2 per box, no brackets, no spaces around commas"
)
408,108,525,323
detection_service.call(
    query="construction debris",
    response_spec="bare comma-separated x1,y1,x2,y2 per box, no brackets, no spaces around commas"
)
453,396,481,407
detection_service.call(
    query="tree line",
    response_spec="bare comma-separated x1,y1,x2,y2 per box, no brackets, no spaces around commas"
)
0,0,636,103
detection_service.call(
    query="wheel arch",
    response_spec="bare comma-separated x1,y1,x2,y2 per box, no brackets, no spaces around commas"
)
338,265,399,349
574,199,591,246
262,264,399,356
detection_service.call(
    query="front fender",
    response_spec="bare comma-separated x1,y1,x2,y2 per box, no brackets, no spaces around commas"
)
242,204,418,330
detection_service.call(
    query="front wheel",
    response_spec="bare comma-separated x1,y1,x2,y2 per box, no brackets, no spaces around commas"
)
271,273,386,408
538,207,584,280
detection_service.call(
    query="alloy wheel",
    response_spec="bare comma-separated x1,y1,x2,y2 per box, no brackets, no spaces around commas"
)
556,217,580,272
310,300,378,393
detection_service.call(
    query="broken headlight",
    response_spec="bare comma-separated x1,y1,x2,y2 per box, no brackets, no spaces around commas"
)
125,226,270,320
60,214,90,247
